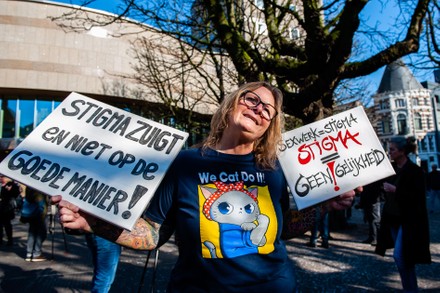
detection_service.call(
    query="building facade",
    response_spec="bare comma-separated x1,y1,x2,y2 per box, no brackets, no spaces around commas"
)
0,0,221,160
372,59,440,170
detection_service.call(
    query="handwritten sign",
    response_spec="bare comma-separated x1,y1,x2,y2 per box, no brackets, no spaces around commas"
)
278,106,394,210
0,93,188,230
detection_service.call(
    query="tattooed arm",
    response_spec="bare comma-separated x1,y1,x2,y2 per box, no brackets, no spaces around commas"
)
51,195,160,250
89,216,161,250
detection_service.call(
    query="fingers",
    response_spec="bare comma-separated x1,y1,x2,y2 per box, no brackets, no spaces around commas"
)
355,186,363,193
335,196,353,208
56,199,82,225
327,186,363,211
58,204,80,221
339,189,356,199
58,199,80,213
327,190,355,211
50,196,80,213
58,207,86,231
50,195,62,205
49,196,89,231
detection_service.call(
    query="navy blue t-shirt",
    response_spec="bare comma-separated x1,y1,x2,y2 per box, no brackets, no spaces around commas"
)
145,148,296,292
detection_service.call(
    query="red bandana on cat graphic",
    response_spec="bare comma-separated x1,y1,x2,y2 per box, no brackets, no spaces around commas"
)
202,181,258,220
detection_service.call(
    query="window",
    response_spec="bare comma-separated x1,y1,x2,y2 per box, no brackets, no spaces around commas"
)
420,138,427,152
289,28,300,40
255,0,264,9
397,113,407,135
413,99,419,106
2,98,17,138
382,120,391,134
414,113,422,130
428,135,435,151
18,100,35,138
0,97,61,139
427,116,432,130
36,100,53,126
378,100,388,110
395,98,405,108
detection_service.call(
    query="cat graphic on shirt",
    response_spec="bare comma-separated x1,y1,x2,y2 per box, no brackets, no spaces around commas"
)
201,181,269,258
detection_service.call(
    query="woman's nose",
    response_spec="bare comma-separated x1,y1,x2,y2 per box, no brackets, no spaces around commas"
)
252,103,264,113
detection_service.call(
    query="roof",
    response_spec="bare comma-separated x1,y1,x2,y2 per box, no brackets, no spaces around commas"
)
377,59,423,93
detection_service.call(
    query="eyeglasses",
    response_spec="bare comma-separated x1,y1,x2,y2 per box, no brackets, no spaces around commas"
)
240,90,278,121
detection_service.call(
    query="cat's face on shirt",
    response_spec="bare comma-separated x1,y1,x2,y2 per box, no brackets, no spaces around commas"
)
209,190,260,225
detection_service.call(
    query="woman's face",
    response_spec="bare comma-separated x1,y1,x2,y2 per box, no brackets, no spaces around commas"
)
388,142,405,161
227,86,276,142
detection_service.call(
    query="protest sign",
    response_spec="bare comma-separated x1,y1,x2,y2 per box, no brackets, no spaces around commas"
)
278,106,394,210
0,93,188,230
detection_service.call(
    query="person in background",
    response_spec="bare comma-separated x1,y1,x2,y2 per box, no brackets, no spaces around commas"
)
356,180,383,246
86,234,122,293
0,175,20,246
376,137,431,292
22,187,48,261
426,164,440,214
14,183,25,214
51,81,358,292
308,207,330,248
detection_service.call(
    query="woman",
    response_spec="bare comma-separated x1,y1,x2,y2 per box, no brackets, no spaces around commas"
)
376,137,431,292
52,81,356,292
22,187,48,261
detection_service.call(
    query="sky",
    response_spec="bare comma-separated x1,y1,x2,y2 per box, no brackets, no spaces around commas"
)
358,1,436,90
54,0,121,13
52,0,436,95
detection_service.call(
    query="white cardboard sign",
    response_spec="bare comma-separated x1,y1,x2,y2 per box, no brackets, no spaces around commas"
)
278,106,395,210
0,93,188,230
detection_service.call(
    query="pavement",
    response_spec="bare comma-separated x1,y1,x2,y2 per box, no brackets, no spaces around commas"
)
0,205,439,293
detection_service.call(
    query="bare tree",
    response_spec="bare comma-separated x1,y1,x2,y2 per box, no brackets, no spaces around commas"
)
334,77,374,107
51,0,436,124
128,34,232,135
51,1,239,137
421,0,440,66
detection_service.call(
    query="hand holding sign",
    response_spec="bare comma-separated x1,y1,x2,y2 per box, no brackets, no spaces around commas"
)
325,186,362,211
51,195,91,232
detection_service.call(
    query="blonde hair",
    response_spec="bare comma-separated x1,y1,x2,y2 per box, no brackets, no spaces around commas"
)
202,81,284,169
